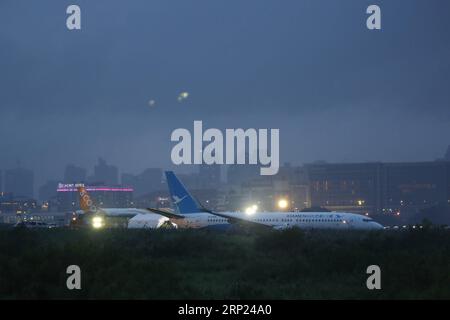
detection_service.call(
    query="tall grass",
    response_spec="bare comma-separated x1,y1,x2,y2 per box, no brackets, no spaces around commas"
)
0,228,449,299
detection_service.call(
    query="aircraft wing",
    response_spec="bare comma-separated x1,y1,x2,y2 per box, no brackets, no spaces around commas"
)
206,211,273,230
146,208,185,220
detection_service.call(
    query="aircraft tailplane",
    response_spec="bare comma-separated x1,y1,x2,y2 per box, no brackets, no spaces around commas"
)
165,171,206,214
77,186,97,213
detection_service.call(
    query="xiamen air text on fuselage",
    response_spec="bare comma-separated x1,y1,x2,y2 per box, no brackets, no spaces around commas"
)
147,171,384,231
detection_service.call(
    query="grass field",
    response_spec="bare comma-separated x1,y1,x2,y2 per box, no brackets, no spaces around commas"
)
0,226,449,299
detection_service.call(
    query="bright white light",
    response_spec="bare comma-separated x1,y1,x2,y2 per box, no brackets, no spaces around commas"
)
245,204,258,215
92,216,104,229
177,92,189,102
277,199,288,209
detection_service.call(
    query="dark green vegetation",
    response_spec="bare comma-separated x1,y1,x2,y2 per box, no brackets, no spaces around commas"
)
0,227,449,299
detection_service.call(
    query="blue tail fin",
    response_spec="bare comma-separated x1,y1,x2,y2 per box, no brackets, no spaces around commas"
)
165,171,203,214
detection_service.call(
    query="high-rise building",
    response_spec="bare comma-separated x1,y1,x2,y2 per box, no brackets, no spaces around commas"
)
93,158,118,185
0,169,3,193
121,173,136,189
38,180,59,202
121,168,163,196
139,168,163,193
306,161,450,219
64,164,87,183
222,163,310,212
4,167,34,198
383,162,449,211
306,162,383,215
198,164,221,188
227,165,259,186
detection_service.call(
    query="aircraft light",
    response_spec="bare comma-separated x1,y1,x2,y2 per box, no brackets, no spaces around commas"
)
92,216,104,229
245,204,258,215
277,199,288,210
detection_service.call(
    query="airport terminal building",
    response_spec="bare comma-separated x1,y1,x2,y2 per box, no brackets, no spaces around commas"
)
306,161,450,220
56,183,134,212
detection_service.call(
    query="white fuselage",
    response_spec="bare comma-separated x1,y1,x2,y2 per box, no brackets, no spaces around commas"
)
179,211,383,230
222,211,384,230
170,212,229,229
76,209,383,230
76,208,151,217
76,208,167,229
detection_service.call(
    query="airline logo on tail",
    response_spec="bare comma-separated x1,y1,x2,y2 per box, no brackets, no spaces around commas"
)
77,186,97,213
165,171,205,214
172,195,187,205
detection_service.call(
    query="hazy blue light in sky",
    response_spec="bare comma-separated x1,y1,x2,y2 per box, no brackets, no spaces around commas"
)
0,0,449,187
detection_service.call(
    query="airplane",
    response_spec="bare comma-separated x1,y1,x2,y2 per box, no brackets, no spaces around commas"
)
73,185,174,229
147,172,230,229
149,171,384,231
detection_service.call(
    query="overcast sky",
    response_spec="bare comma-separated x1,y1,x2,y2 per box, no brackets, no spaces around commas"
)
1,0,450,187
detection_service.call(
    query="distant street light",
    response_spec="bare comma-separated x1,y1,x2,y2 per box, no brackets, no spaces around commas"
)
245,204,258,215
277,198,289,210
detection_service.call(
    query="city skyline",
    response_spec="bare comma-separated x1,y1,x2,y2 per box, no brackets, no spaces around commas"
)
1,0,450,188
1,147,450,201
